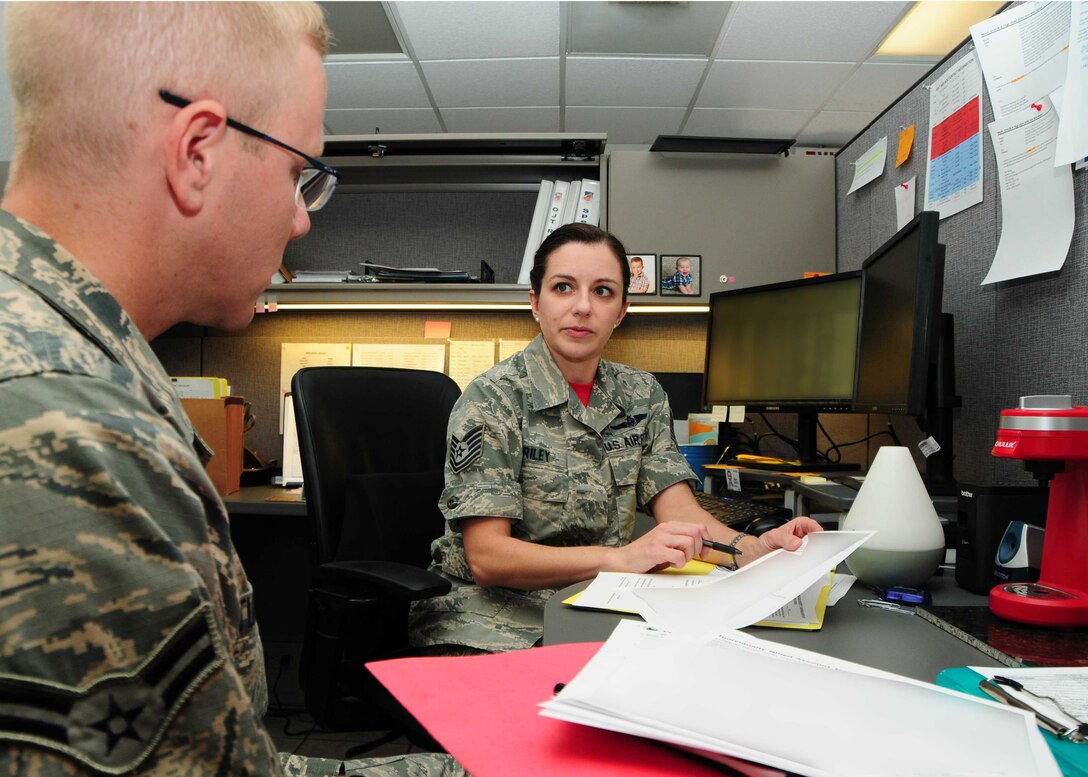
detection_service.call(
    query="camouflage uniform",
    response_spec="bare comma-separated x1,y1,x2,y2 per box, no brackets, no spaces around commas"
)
0,212,465,777
410,335,697,651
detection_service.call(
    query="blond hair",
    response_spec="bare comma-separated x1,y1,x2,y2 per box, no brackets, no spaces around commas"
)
4,2,329,182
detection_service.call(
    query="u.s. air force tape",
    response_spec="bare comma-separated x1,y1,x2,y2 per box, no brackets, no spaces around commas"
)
0,603,224,774
449,425,484,473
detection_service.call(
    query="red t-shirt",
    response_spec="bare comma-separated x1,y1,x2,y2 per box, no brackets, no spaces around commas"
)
569,380,594,406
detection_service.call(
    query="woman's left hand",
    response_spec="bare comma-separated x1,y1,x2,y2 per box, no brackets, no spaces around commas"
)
755,516,824,555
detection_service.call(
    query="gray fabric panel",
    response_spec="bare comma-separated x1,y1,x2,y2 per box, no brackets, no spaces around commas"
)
282,190,537,283
837,31,1087,487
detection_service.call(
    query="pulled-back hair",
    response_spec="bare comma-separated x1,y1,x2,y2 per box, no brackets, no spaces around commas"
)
529,223,631,302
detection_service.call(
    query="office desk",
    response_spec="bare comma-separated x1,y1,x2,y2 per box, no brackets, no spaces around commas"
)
702,463,959,521
223,484,305,518
544,574,1000,682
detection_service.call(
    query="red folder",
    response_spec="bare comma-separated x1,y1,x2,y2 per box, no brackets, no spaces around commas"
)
368,642,780,777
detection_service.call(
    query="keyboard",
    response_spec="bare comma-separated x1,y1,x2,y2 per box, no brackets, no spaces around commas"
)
692,490,793,531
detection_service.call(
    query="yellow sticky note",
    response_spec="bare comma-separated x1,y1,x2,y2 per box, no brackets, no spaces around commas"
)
424,320,452,339
896,124,915,168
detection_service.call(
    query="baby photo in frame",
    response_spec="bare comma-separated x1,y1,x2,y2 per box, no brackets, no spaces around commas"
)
660,255,700,296
626,254,657,295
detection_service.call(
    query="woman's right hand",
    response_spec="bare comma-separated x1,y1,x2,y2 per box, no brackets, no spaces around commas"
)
603,521,710,574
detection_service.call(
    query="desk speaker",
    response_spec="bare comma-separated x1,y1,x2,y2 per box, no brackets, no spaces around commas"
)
955,483,1047,594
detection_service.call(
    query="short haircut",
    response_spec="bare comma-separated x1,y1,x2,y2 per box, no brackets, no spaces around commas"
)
529,223,631,302
4,2,330,183
630,257,644,266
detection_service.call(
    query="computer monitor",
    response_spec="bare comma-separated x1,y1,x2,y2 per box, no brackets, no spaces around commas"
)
853,211,944,417
703,271,862,471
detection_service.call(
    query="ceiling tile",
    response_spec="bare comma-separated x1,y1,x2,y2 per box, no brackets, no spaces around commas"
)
324,109,442,136
795,109,877,148
824,61,932,112
320,2,403,56
393,1,560,60
421,58,559,108
441,107,560,134
565,107,687,145
683,108,811,139
699,60,855,111
325,61,431,110
568,2,730,56
720,1,909,62
566,57,707,107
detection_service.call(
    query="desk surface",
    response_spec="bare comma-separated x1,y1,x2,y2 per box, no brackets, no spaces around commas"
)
702,464,959,514
544,574,1000,683
223,484,306,517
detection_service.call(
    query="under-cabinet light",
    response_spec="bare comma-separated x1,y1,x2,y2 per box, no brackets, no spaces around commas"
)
268,301,708,314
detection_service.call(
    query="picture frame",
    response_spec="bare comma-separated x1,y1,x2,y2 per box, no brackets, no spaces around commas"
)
660,254,701,296
626,253,657,295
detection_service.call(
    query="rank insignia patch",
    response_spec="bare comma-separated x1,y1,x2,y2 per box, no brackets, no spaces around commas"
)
449,426,484,473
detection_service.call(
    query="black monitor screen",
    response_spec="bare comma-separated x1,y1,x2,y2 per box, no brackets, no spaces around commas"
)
854,211,943,416
703,272,861,410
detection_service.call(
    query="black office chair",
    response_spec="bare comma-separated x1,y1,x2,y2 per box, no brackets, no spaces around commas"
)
291,366,459,742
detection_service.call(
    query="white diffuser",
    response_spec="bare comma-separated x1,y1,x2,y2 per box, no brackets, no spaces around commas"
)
841,446,946,588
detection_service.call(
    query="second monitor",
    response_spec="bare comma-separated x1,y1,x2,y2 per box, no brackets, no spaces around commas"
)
703,271,862,471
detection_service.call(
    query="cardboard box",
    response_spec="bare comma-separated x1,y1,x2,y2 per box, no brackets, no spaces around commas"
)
181,396,244,496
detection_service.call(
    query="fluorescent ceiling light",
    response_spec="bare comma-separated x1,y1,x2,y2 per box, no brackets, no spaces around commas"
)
877,1,1004,57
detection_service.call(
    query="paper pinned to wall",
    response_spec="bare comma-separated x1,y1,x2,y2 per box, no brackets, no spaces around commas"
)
1055,2,1088,166
351,342,446,373
894,176,917,231
846,136,887,194
279,342,351,432
924,53,984,219
448,340,496,391
498,338,533,362
971,1,1071,122
982,97,1075,285
895,124,915,167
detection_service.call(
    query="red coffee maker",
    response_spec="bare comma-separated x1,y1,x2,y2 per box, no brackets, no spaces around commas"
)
990,395,1088,626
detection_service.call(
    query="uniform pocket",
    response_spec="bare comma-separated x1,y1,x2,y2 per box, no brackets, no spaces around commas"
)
607,450,641,488
520,452,569,504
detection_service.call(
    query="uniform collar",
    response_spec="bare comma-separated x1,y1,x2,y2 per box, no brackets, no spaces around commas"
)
0,209,200,447
522,334,628,434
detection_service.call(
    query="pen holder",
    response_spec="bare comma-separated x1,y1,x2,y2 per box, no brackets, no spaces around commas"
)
841,446,945,588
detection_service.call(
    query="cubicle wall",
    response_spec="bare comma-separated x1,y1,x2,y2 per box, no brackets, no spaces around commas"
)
835,16,1088,486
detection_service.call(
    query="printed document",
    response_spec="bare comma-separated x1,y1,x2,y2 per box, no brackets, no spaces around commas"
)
971,1,1071,121
982,97,1075,284
1055,2,1088,165
845,136,887,194
540,620,1061,777
631,531,872,634
924,54,983,218
351,342,446,373
278,342,351,432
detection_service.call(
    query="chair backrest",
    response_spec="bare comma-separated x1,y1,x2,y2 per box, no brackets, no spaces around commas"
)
291,366,461,565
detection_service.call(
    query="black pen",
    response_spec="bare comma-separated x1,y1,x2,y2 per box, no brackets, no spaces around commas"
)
703,539,743,556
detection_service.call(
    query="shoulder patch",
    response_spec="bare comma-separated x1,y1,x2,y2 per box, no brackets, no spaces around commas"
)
449,425,484,473
0,603,223,773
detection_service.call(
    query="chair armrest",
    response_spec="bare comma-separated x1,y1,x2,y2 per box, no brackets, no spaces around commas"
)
318,560,452,601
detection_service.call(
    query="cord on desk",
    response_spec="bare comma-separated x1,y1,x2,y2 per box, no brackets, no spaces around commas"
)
817,419,899,464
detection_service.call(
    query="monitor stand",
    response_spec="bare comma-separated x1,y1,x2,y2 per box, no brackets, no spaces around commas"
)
720,410,860,473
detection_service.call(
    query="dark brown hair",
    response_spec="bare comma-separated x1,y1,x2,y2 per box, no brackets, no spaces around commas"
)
529,223,630,302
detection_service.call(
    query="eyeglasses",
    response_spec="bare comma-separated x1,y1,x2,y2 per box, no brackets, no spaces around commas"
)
159,89,340,212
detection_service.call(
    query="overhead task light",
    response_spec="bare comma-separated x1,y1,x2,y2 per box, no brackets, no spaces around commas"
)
268,301,708,314
649,135,795,156
877,1,1004,58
